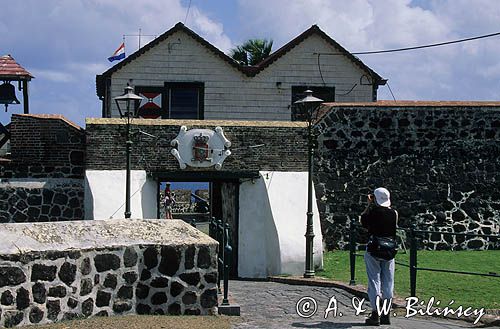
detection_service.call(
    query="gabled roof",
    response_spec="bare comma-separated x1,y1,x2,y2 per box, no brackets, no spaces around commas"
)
252,25,385,84
96,22,384,98
0,55,34,80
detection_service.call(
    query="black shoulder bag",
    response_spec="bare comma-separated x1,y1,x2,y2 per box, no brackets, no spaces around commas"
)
367,236,398,260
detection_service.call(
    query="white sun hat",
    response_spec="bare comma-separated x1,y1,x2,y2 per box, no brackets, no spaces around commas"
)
374,187,391,207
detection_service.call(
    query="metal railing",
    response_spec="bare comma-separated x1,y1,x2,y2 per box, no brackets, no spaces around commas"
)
348,218,500,296
209,217,233,306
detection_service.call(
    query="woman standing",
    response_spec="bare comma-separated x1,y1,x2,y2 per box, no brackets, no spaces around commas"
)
360,187,398,326
164,183,175,219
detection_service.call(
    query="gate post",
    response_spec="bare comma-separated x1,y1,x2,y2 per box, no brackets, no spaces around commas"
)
349,218,357,286
217,219,223,293
409,224,418,297
222,222,232,306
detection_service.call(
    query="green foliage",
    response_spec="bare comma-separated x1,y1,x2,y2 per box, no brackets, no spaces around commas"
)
321,250,500,309
230,39,273,66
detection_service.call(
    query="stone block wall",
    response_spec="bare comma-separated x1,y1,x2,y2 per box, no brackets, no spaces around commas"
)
0,115,86,223
0,220,218,327
0,179,84,223
3,114,85,179
315,103,500,250
85,118,308,173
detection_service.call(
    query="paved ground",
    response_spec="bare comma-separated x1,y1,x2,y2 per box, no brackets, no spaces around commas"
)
229,280,495,329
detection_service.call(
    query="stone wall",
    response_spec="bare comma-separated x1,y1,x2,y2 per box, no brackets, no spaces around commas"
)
3,114,85,179
0,179,84,223
85,118,308,173
0,219,218,327
315,102,500,250
0,115,86,223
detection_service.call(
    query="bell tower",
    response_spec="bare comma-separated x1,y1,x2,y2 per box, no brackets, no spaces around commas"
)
0,54,34,149
0,55,33,113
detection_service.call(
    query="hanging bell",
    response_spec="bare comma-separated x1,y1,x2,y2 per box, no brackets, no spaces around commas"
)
0,82,21,112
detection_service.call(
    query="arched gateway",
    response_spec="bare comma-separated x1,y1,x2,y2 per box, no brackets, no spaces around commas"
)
85,118,323,278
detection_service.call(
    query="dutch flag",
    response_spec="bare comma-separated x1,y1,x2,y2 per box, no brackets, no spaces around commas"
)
108,42,125,62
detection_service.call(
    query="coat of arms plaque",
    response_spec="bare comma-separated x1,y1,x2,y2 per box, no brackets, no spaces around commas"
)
170,126,231,170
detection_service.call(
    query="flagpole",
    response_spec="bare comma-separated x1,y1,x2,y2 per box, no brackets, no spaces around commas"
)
122,29,156,51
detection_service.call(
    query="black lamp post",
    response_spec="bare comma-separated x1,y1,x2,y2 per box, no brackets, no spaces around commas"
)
113,85,143,218
294,90,324,278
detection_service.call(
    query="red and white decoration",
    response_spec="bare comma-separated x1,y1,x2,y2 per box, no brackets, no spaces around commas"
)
137,92,162,119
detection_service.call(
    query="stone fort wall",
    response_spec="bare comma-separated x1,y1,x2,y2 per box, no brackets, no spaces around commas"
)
0,179,84,223
1,108,499,251
316,102,500,250
0,115,86,223
5,114,85,179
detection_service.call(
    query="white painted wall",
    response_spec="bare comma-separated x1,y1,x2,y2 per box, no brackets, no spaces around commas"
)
109,29,375,121
85,169,324,278
239,171,323,278
84,170,157,220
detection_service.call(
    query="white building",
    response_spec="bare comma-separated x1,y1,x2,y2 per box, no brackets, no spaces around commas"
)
92,23,385,278
96,22,385,121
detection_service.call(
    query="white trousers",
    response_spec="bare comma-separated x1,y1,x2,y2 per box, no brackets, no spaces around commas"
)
364,252,395,310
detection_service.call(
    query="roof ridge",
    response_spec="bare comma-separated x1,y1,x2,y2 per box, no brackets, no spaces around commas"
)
96,22,384,97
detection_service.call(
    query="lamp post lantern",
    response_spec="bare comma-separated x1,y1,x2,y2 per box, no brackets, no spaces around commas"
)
113,85,143,218
294,90,323,278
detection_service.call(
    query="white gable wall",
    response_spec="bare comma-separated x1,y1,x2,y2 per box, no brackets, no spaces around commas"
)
110,30,374,121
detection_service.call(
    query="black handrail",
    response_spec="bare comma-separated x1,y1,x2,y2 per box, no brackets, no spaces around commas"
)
222,222,232,306
413,229,498,239
409,225,418,296
209,217,232,306
348,219,500,296
349,218,357,285
415,267,499,277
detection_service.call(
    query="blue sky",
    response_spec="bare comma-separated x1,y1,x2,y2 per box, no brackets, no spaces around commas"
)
2,0,500,127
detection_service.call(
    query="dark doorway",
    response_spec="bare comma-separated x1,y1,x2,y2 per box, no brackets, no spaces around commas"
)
156,175,247,278
158,181,210,224
210,181,239,278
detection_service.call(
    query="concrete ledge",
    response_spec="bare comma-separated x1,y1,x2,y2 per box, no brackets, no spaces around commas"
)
86,117,307,128
0,219,219,327
218,304,241,316
217,287,240,316
0,219,215,254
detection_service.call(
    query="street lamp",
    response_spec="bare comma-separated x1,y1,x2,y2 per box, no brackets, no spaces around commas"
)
113,85,143,218
294,90,324,278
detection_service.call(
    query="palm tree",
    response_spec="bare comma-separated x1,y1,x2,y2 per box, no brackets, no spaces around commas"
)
230,39,273,66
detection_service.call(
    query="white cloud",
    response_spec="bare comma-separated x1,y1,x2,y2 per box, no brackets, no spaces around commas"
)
65,63,109,76
236,0,500,101
30,69,74,83
2,0,500,128
1,0,233,125
189,8,234,52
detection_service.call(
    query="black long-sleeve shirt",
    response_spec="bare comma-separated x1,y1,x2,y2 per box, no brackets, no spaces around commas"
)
360,206,398,237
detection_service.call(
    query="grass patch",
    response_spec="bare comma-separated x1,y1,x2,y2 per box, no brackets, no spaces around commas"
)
320,250,500,309
21,315,237,329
